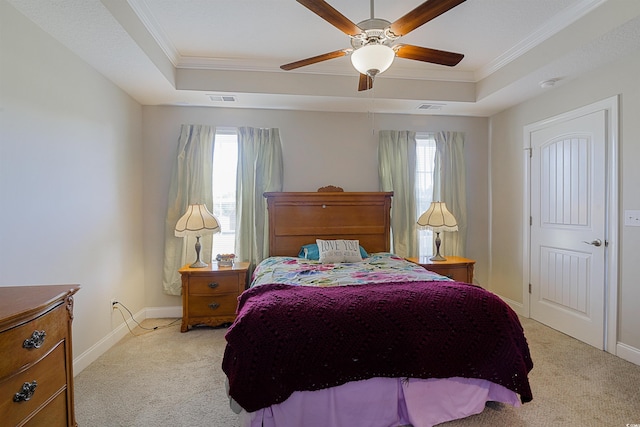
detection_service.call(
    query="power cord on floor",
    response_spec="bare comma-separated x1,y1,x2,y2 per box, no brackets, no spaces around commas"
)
113,301,181,336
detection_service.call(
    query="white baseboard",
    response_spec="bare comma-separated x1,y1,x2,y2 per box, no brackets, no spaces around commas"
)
616,342,640,366
496,294,526,317
73,305,182,375
495,294,640,368
145,305,182,319
73,306,146,375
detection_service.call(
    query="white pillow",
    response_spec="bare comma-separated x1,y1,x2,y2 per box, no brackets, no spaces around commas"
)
316,239,363,263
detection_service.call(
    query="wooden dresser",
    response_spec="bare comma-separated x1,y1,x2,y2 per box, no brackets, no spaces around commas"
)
406,256,475,283
179,262,249,332
0,284,80,427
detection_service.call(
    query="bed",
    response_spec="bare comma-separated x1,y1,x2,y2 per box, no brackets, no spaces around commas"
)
222,191,533,427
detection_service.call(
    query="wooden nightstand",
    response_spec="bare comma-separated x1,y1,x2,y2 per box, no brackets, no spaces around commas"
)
406,256,475,283
179,262,249,332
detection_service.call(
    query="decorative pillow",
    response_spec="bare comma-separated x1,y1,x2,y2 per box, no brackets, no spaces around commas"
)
316,239,363,263
298,243,369,260
298,243,320,260
358,245,369,259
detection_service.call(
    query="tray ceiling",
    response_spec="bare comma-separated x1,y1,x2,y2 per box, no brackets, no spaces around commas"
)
8,0,640,116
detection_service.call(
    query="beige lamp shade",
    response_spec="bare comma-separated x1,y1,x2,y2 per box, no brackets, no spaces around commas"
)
175,204,221,268
417,201,457,261
417,201,458,232
175,204,221,237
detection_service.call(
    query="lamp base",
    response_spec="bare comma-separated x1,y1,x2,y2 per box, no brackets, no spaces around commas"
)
429,254,447,261
189,236,208,268
189,260,208,268
430,231,447,261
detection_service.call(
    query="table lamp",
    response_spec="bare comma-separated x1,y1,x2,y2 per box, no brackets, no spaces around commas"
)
417,201,458,261
175,204,221,268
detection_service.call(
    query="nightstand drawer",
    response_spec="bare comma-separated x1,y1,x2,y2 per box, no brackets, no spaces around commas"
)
179,262,250,332
189,274,241,295
406,256,475,284
187,294,239,317
427,265,468,282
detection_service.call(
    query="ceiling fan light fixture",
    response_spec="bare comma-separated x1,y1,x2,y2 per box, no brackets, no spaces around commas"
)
351,44,395,77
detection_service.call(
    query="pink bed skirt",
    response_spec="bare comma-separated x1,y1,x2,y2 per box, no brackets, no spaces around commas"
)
239,377,520,427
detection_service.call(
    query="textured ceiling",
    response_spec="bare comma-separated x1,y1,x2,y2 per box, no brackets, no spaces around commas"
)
7,0,640,116
146,0,574,75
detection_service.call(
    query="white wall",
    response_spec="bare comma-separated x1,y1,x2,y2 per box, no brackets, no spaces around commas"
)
141,107,490,307
0,2,145,369
489,50,640,359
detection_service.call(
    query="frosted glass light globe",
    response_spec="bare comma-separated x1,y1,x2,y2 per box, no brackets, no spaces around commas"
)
351,44,395,76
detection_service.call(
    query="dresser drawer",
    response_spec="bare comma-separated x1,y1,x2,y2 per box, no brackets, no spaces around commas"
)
0,303,67,378
24,389,68,426
188,273,242,295
187,294,239,317
1,343,67,426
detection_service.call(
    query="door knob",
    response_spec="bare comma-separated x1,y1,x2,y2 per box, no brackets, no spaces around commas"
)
582,239,602,247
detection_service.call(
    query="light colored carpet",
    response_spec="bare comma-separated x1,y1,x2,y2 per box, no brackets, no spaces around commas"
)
74,317,640,427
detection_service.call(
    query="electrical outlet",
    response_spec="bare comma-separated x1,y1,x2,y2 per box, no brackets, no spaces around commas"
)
624,210,640,227
111,298,118,309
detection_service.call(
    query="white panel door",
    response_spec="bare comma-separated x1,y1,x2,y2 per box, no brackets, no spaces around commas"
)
530,110,606,349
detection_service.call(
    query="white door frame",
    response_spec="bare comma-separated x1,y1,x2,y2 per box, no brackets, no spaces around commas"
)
522,95,619,353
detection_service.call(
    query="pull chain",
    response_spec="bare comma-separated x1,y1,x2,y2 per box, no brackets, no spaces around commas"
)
370,78,376,135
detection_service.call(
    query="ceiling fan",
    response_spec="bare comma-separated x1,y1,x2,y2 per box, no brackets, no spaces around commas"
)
281,0,467,91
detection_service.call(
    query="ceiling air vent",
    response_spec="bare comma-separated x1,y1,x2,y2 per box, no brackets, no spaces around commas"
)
207,94,237,102
418,103,445,111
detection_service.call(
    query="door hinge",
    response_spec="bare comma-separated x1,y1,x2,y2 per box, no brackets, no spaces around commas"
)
528,283,532,294
525,147,532,158
530,216,533,226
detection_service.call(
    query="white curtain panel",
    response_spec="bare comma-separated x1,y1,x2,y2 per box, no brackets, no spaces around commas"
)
434,131,467,257
378,130,417,258
162,125,215,295
235,127,284,267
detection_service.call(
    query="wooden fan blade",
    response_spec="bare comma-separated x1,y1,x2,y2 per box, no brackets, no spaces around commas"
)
388,0,466,37
394,44,463,67
358,73,373,91
297,0,362,36
281,49,350,71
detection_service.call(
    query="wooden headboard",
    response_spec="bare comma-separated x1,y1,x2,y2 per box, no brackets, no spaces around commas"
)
264,191,393,257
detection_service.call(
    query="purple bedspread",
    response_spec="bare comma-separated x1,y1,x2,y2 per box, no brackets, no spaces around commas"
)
222,280,533,412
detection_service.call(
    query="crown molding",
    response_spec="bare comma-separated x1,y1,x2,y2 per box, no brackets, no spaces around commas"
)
476,0,606,80
127,0,180,66
129,0,605,85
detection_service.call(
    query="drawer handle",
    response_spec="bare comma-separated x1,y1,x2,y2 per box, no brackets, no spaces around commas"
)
13,381,37,402
23,330,46,349
208,302,220,310
208,282,219,289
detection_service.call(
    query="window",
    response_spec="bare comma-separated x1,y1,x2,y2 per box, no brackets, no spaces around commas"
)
211,129,237,257
415,133,436,256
